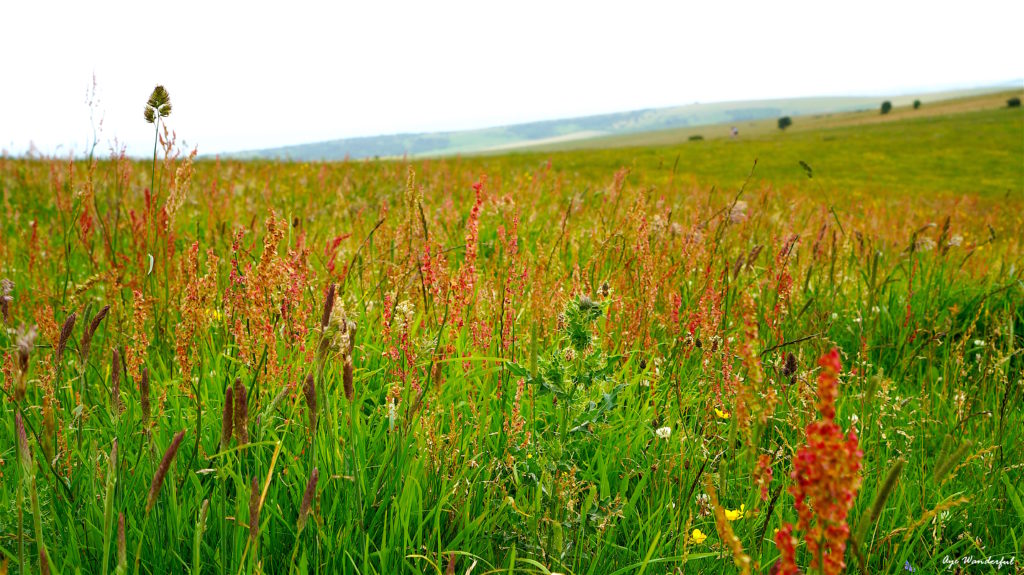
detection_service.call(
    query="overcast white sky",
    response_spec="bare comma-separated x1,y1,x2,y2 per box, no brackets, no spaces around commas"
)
2,0,1020,157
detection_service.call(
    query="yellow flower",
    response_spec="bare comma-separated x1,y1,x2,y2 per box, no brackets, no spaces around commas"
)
691,528,708,544
725,504,746,521
715,408,731,420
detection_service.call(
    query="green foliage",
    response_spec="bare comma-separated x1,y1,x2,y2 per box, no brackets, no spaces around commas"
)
0,100,1021,575
913,99,922,110
1009,97,1021,108
880,100,893,114
777,116,793,130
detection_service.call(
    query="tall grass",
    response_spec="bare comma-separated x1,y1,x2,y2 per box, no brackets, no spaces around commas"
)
0,100,1021,574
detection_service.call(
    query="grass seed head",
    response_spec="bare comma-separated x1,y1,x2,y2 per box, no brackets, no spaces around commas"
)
146,430,186,513
233,378,249,445
220,384,234,451
343,356,354,401
303,372,317,432
297,467,319,533
144,85,172,123
79,304,109,364
56,312,76,362
139,366,151,427
249,476,261,542
111,349,124,414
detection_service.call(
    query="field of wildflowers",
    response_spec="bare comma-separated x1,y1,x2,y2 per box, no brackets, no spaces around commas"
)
0,93,1022,574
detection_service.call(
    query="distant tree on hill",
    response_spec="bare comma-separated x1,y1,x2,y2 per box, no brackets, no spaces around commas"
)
913,100,922,110
688,135,704,141
880,101,893,115
1009,97,1021,108
778,116,793,130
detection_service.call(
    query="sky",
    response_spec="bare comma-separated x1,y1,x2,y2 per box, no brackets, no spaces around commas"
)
2,0,1021,157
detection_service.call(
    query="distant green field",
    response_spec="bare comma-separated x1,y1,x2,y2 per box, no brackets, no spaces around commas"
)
489,106,1024,198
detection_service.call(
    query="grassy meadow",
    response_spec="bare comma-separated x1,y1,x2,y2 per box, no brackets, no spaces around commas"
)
0,94,1022,575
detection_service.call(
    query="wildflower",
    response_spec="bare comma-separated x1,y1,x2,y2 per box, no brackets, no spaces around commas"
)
725,504,746,521
948,235,963,247
715,408,731,420
655,426,672,439
691,528,708,544
777,348,863,575
696,493,712,517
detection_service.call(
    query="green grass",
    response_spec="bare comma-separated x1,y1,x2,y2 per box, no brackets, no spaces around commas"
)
0,92,1022,575
502,105,1024,198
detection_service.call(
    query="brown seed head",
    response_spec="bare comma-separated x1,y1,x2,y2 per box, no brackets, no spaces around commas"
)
57,312,77,362
15,412,32,473
297,467,319,533
117,513,126,570
220,385,234,451
111,349,124,413
146,430,186,513
80,305,110,364
303,372,317,432
233,378,249,445
343,357,354,401
249,476,261,542
321,283,335,330
139,366,151,427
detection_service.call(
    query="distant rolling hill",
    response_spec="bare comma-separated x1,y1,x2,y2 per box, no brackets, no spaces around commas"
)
230,85,1018,160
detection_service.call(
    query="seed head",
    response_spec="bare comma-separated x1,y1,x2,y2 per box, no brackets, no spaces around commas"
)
321,283,336,330
80,305,110,364
343,356,354,401
116,513,126,572
15,412,33,473
233,378,249,445
297,467,319,533
303,372,317,432
111,349,124,414
144,85,172,124
139,366,151,427
146,430,185,513
56,312,76,362
220,385,234,451
249,476,261,542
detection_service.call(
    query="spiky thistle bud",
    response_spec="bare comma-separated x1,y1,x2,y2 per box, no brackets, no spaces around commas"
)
303,372,317,433
80,304,109,364
220,385,234,451
56,312,76,363
233,378,249,445
139,366,151,427
144,85,172,124
146,430,185,513
297,467,319,533
249,476,261,542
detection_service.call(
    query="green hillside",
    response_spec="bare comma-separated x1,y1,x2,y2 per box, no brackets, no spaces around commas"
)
231,85,1017,160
